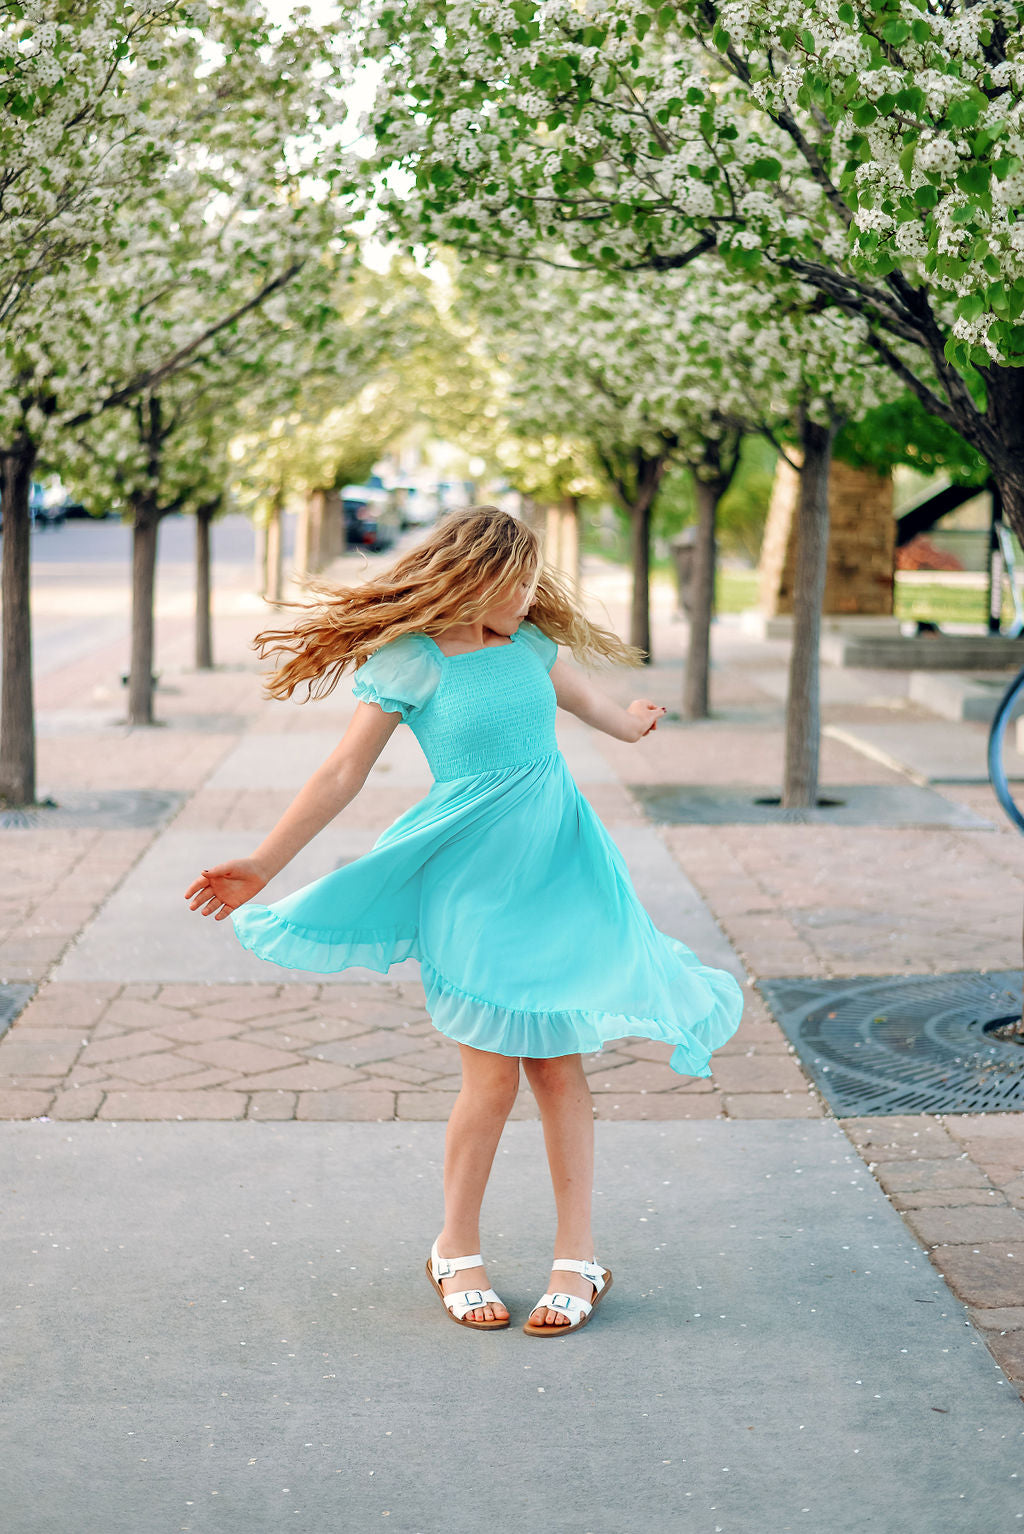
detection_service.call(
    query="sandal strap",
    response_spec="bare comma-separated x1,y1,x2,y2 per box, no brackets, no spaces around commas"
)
445,1287,502,1320
430,1239,484,1280
552,1257,606,1293
533,1290,592,1320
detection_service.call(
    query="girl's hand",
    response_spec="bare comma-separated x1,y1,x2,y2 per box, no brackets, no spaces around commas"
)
184,859,268,921
627,700,666,740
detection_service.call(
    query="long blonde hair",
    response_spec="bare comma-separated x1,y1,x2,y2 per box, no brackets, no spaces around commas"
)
256,504,641,701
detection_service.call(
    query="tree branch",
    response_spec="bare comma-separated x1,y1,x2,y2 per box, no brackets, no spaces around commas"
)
64,262,304,427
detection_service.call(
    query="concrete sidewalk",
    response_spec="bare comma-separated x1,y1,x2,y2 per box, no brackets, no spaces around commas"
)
3,1119,1022,1534
0,518,1022,1530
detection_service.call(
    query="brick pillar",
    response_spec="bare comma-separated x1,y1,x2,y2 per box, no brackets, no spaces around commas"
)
759,456,895,617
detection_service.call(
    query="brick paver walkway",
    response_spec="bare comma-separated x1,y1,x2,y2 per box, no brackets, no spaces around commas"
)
2,529,1022,1396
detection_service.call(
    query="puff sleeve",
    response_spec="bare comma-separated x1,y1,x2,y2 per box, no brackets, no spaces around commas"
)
516,620,559,672
351,633,442,722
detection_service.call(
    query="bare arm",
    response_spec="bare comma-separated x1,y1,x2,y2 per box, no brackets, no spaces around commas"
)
549,656,665,741
184,701,402,919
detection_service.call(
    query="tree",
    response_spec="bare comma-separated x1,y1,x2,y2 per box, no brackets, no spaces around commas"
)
362,0,1024,540
0,2,354,791
0,0,192,803
461,261,754,668
702,286,898,804
228,261,461,592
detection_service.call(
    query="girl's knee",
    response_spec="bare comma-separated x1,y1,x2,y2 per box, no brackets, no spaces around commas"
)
522,1052,586,1093
459,1046,520,1107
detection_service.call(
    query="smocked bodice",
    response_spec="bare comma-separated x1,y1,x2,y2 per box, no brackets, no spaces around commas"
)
351,622,560,782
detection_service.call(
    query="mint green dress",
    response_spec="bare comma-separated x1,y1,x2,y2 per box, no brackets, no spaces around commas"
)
232,622,743,1076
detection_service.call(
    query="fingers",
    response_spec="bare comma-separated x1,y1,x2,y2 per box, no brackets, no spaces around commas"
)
185,869,217,904
184,880,236,920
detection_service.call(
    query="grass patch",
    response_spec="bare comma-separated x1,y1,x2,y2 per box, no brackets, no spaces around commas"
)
894,580,991,626
716,569,760,613
663,564,1008,628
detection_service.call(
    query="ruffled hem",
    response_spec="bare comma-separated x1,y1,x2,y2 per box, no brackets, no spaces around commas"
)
421,952,740,1079
229,912,741,1081
231,903,420,975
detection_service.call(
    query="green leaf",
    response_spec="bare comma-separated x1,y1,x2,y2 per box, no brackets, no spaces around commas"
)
895,86,926,116
911,18,932,44
945,95,981,129
635,13,652,40
988,282,1009,316
913,183,939,207
852,102,878,126
957,292,985,322
899,142,916,182
957,163,991,197
747,156,782,180
837,3,855,21
880,19,910,45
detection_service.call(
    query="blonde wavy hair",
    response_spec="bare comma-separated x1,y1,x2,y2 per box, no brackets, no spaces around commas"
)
256,504,641,701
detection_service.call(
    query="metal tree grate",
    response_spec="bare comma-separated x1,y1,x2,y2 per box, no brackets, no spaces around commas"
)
0,789,183,831
629,783,988,829
0,985,36,1042
758,971,1024,1116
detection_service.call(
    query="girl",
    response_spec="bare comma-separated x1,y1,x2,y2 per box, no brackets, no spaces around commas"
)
185,506,742,1337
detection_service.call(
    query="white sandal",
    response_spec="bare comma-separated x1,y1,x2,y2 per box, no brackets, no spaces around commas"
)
523,1257,613,1337
425,1238,510,1330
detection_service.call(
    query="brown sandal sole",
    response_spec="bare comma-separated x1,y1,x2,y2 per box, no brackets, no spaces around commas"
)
522,1269,613,1337
425,1258,510,1330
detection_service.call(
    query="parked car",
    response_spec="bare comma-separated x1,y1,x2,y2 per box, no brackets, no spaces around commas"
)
399,487,439,527
341,486,402,552
29,484,69,528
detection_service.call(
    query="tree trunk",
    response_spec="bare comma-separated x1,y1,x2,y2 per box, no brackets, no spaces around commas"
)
195,500,217,670
0,439,38,805
629,496,653,658
976,367,1024,546
544,498,580,585
563,494,581,585
253,519,267,595
682,435,742,720
265,497,283,603
294,493,312,578
782,413,840,809
683,479,720,721
128,496,161,725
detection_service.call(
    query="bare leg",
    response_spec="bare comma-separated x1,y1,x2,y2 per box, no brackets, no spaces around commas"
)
521,1053,596,1328
436,1042,520,1323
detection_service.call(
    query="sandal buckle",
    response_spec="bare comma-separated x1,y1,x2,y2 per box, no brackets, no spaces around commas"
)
463,1289,484,1305
435,1258,454,1279
550,1293,573,1310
